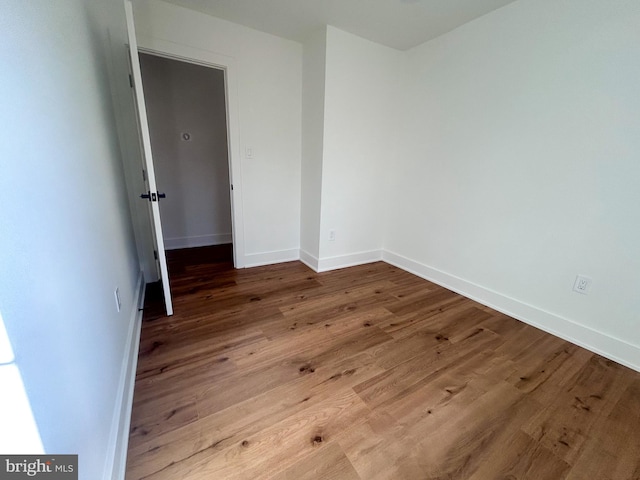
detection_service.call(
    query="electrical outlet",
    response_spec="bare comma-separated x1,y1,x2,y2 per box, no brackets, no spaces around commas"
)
573,275,592,295
329,230,336,241
114,287,122,312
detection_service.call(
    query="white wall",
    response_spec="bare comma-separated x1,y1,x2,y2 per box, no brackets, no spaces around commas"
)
318,27,402,268
386,0,640,368
139,53,232,250
0,0,144,477
300,28,327,262
133,0,302,263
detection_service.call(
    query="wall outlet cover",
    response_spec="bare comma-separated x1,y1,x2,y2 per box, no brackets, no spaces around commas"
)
114,287,122,312
573,275,592,295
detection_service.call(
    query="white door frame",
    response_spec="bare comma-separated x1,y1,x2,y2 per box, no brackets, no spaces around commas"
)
136,36,246,269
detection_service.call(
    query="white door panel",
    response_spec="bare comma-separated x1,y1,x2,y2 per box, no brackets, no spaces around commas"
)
124,0,173,316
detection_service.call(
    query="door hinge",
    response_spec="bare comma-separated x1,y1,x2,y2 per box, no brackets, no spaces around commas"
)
142,169,147,182
231,184,234,190
153,250,158,260
129,74,134,88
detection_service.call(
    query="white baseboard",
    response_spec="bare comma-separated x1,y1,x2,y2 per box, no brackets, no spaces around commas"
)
164,233,232,250
317,249,383,273
299,250,319,272
243,248,300,268
103,271,145,480
382,250,640,372
300,249,384,273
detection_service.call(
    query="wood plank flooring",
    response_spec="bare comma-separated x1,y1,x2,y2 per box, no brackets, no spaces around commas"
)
126,247,640,479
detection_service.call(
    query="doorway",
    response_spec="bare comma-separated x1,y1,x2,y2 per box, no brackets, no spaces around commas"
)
138,52,235,277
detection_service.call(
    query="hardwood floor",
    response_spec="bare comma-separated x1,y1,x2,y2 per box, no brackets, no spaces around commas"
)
126,248,640,479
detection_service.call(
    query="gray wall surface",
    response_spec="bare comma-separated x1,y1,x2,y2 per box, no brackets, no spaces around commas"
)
0,0,143,476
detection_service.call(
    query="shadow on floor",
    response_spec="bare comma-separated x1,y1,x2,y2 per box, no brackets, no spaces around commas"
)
143,243,234,321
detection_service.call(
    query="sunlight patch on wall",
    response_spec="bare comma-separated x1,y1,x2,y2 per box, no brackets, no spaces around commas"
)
0,311,44,454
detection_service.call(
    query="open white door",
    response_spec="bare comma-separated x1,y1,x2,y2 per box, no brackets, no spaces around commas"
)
124,0,173,316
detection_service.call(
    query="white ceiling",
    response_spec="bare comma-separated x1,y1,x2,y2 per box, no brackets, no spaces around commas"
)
161,0,517,51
